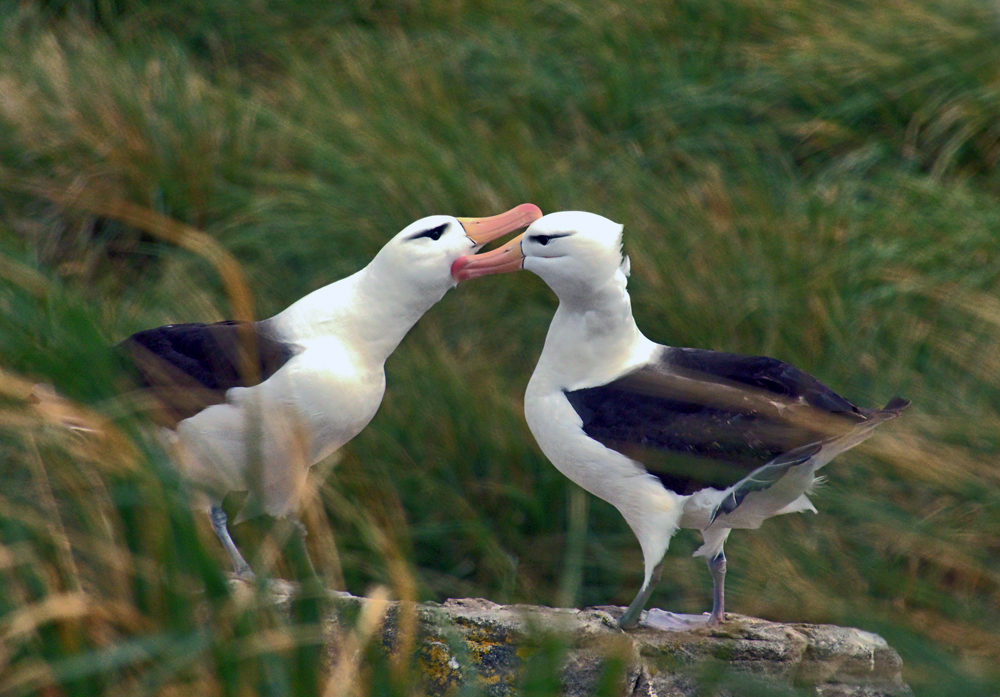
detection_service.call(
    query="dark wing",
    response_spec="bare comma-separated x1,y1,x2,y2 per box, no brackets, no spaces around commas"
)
118,320,297,425
564,346,879,495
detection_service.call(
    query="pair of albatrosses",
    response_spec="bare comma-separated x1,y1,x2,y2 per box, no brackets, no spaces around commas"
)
123,206,907,630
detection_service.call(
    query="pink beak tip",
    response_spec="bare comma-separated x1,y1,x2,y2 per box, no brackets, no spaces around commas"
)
451,256,473,281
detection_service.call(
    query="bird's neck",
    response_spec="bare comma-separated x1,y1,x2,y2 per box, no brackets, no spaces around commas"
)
273,259,447,367
536,271,654,389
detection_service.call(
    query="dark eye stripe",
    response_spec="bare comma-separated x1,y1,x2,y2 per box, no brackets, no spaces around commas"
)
528,233,571,246
408,223,449,241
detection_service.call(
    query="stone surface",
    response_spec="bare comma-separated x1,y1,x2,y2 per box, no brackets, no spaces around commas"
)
309,590,912,696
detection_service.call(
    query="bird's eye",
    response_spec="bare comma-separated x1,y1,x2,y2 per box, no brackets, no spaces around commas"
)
528,233,570,246
409,223,449,242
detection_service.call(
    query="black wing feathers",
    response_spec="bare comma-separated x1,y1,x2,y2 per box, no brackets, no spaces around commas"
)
667,348,863,416
565,347,875,494
119,320,296,424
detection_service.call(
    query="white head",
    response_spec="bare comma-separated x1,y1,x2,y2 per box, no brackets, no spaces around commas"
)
451,211,629,301
369,204,542,299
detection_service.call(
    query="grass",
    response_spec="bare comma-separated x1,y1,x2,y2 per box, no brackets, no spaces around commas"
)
1,0,1000,694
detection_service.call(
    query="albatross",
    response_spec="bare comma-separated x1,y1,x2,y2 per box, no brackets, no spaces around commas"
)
121,204,542,579
452,210,908,629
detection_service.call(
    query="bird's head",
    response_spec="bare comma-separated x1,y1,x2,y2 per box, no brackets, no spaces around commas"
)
374,204,542,295
450,211,628,299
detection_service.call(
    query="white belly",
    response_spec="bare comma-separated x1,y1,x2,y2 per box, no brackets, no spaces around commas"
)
173,339,385,517
524,383,684,574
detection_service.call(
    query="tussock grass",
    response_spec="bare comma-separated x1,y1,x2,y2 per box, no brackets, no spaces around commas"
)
2,0,1000,694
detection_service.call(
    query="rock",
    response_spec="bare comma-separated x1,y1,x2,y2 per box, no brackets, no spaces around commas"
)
308,590,911,696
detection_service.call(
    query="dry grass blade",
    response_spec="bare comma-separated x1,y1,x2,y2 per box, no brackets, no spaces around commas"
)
0,176,252,320
302,465,347,591
0,175,260,381
1,592,89,644
23,433,81,593
0,369,40,403
322,586,392,697
0,253,49,298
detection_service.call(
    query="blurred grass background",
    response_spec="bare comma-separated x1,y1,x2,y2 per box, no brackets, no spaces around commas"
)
1,0,999,694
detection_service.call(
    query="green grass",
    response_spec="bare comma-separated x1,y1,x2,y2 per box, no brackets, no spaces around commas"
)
2,0,1000,694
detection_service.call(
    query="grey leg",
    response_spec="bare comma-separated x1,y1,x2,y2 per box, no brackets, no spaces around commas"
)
618,562,664,629
707,551,726,626
210,506,254,580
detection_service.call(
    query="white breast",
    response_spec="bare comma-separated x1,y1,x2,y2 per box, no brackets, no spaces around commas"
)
271,337,386,461
172,336,384,517
524,383,684,571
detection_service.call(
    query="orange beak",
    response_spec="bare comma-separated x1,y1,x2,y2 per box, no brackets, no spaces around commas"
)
451,232,526,281
457,203,542,247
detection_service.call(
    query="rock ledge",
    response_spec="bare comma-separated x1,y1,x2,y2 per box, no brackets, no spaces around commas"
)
317,592,912,697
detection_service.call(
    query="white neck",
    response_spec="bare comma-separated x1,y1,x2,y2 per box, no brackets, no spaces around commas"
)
270,255,448,368
534,270,656,390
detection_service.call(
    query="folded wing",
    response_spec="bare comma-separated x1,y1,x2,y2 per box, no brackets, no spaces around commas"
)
565,346,905,495
119,320,297,425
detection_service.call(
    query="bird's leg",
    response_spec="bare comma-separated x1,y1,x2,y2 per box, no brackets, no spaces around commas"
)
618,561,664,629
289,517,320,580
706,551,727,626
210,506,255,581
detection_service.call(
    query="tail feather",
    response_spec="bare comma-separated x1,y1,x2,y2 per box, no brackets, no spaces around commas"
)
883,396,910,412
862,396,910,421
707,395,910,527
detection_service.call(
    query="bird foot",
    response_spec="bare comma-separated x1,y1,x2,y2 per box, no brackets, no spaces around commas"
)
706,612,726,627
264,578,298,597
227,568,256,584
225,567,297,592
642,609,712,631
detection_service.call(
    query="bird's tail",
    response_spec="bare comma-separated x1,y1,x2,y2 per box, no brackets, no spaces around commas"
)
708,396,911,527
811,395,910,470
868,396,911,420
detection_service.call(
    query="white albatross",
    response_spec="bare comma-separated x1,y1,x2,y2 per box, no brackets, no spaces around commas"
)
120,204,542,579
452,210,908,629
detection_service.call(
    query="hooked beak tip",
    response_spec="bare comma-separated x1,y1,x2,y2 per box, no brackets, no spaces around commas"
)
451,232,526,282
521,203,543,221
450,257,471,281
